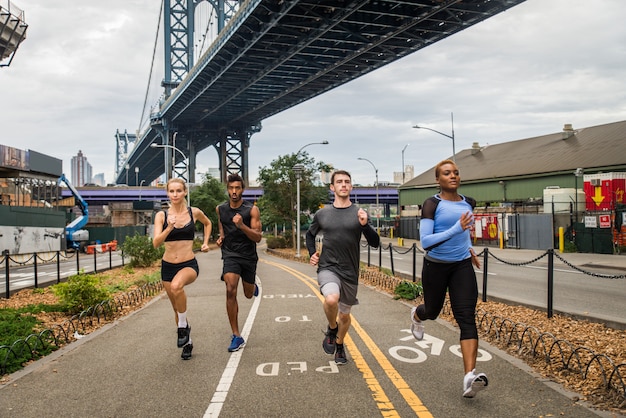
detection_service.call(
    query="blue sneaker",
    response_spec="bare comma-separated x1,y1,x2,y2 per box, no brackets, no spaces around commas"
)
254,283,259,297
228,335,245,352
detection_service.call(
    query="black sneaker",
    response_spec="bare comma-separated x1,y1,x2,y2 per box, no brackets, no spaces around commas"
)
322,326,337,354
334,343,347,365
181,343,193,360
177,324,190,348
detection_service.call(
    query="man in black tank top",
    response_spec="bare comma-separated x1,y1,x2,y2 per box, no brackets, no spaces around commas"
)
216,174,262,352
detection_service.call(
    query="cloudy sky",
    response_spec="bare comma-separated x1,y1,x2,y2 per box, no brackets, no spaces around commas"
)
2,0,625,186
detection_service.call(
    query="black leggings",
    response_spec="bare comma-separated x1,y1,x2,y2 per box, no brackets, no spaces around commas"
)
415,257,478,340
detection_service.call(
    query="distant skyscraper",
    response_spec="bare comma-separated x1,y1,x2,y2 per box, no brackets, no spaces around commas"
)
393,164,414,184
92,173,105,186
71,150,92,186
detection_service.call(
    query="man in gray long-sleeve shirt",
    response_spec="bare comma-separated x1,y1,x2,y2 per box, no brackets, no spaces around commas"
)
306,170,380,364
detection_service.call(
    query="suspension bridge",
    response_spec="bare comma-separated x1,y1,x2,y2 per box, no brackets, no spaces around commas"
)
115,0,526,186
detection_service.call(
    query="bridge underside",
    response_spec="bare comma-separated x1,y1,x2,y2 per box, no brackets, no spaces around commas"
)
119,0,525,186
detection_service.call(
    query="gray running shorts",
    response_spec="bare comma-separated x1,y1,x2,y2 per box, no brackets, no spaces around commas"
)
318,269,359,308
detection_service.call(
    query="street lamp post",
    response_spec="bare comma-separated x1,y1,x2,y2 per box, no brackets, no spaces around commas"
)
134,167,139,186
293,140,329,258
151,143,190,205
357,157,379,233
413,112,456,162
292,164,305,257
125,163,129,185
139,179,146,200
401,143,409,184
574,168,584,223
296,140,329,155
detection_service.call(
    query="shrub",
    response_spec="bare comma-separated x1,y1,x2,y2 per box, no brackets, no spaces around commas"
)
562,240,578,253
122,233,164,267
266,235,288,249
394,280,423,300
52,273,110,313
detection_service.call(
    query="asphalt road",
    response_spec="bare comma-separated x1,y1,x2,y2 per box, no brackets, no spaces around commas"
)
0,247,608,418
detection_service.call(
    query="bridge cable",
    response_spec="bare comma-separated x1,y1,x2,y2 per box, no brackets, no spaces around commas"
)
138,0,164,134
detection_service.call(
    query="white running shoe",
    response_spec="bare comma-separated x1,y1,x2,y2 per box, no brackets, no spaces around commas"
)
463,369,488,398
410,307,424,340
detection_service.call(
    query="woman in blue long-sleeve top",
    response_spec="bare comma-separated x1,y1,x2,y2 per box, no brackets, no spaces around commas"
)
409,159,488,398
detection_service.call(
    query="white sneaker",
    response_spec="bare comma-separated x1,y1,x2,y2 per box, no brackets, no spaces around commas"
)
410,307,424,340
463,369,488,398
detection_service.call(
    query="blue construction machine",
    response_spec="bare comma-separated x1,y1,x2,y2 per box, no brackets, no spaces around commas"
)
58,174,89,250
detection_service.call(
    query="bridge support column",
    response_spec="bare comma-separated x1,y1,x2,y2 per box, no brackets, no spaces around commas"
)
219,134,249,185
188,141,196,184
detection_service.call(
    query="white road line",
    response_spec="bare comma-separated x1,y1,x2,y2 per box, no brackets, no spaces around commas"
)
204,278,262,418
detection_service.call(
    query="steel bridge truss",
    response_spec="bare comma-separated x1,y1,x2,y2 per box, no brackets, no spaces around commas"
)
118,0,526,186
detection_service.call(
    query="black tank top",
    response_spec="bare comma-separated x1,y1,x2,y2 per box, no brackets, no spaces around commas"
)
163,207,195,242
218,200,258,260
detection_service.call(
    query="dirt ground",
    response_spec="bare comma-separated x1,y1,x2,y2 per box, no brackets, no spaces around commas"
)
1,257,624,414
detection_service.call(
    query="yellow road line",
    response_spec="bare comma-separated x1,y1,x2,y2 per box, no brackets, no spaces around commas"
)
261,259,433,417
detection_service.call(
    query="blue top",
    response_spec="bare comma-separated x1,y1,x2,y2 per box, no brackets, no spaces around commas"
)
420,194,475,262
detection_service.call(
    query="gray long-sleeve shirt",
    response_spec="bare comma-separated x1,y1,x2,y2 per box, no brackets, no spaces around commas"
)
305,204,379,284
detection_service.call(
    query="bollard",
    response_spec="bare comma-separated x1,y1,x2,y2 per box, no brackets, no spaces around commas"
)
56,251,61,284
482,248,489,302
398,237,404,247
4,249,10,299
412,244,417,282
558,227,564,253
34,253,38,288
547,248,554,318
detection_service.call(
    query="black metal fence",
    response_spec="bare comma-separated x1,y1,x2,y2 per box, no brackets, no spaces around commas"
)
363,243,625,319
0,280,162,375
2,249,126,298
361,241,626,409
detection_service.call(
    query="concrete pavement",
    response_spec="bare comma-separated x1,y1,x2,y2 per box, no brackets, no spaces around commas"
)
0,245,616,417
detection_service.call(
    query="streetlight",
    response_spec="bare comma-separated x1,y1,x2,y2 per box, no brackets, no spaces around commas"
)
134,167,139,186
151,142,190,205
574,168,584,223
293,140,329,258
357,157,379,233
413,112,456,162
139,179,146,200
293,164,305,257
401,143,410,184
296,140,329,155
125,163,129,185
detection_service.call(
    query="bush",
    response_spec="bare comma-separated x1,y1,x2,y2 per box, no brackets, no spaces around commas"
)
562,240,578,253
394,280,423,300
52,273,110,313
266,235,289,249
122,233,164,267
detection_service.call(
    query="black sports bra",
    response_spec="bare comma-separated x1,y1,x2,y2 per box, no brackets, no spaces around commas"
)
163,207,195,242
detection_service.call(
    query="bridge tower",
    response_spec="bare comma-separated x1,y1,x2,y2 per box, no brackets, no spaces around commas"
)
157,0,250,184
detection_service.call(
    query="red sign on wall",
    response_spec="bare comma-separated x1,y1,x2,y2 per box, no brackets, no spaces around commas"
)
584,174,626,211
599,214,611,228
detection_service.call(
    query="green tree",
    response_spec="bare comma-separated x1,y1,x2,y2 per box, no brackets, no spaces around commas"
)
257,152,330,234
190,173,227,240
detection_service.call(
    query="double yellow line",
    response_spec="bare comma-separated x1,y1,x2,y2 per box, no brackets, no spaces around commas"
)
262,259,433,418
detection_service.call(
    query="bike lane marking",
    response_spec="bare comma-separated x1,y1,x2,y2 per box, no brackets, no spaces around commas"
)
262,259,433,418
204,278,263,418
